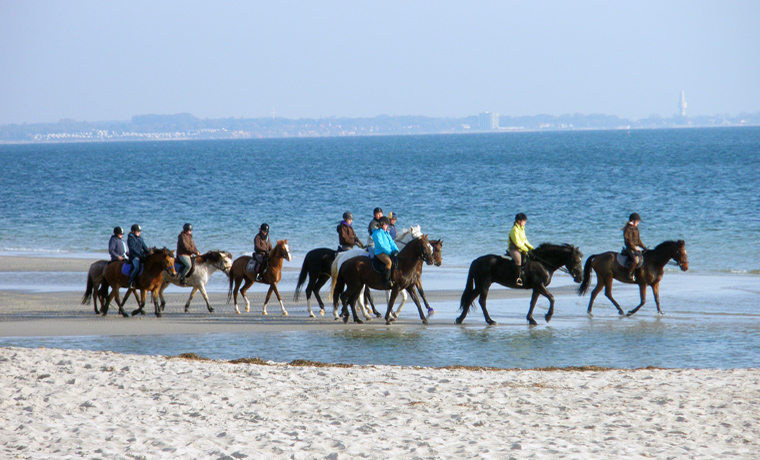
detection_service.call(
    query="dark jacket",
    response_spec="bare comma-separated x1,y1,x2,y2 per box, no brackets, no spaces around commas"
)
254,233,272,256
337,221,362,248
368,218,382,236
127,233,149,261
623,223,645,253
177,231,199,256
108,235,128,261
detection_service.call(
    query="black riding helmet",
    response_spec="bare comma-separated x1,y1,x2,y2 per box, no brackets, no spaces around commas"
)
343,211,353,221
260,223,269,233
113,226,124,236
131,224,141,233
378,216,391,226
629,213,641,222
183,223,193,232
515,212,528,222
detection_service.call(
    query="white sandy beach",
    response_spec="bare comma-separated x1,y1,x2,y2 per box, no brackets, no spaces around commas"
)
2,346,759,459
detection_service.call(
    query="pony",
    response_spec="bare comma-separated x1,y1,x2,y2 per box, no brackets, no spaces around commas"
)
81,259,109,314
227,240,292,315
332,234,435,324
157,250,233,313
101,247,177,317
578,240,689,317
457,243,584,325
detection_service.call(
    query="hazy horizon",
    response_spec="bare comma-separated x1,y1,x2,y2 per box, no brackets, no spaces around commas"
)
2,1,759,125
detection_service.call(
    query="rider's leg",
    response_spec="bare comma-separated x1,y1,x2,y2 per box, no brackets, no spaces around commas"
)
178,254,192,284
128,258,141,288
375,253,393,288
508,249,523,285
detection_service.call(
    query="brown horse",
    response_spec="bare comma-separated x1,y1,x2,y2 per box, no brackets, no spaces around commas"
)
332,234,434,324
81,259,109,314
227,240,292,315
102,247,177,317
578,240,689,317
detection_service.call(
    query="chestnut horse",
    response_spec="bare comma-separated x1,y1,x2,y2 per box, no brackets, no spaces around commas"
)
101,247,176,317
578,240,689,317
81,259,109,314
227,240,292,315
332,235,434,325
457,243,584,325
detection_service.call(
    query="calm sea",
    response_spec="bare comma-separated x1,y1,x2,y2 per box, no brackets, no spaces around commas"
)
1,128,759,368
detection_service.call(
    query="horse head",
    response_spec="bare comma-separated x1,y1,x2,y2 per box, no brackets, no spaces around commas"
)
673,240,689,271
156,247,176,276
275,240,292,262
418,234,434,265
566,245,584,283
202,250,234,275
429,239,443,266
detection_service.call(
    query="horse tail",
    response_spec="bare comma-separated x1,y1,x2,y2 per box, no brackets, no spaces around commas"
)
332,271,345,310
329,257,340,299
227,268,235,304
294,257,309,301
577,255,597,296
459,263,477,311
82,274,94,305
98,278,109,300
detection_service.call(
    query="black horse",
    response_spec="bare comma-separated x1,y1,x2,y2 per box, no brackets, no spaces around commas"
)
294,247,380,318
457,243,584,325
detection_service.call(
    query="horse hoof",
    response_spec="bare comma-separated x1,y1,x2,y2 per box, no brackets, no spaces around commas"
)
208,307,215,313
545,314,552,323
355,319,363,324
587,312,594,318
626,311,634,317
422,319,428,325
309,313,316,318
245,307,250,313
262,311,268,316
343,316,349,324
131,310,140,316
488,320,498,326
282,312,288,316
427,309,435,317
235,310,241,315
319,310,325,316
385,320,392,325
455,318,463,324
155,313,162,318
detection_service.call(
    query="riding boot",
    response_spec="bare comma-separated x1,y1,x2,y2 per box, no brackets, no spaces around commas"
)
382,266,393,289
626,266,636,281
516,267,524,286
179,275,187,286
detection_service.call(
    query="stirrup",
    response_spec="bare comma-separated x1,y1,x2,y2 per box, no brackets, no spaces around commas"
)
516,277,523,286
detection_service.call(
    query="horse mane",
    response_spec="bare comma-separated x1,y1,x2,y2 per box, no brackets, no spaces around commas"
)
399,233,428,256
653,240,685,251
534,242,576,253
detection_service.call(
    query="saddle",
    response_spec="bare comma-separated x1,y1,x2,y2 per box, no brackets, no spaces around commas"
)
371,255,398,274
616,248,644,269
173,257,196,278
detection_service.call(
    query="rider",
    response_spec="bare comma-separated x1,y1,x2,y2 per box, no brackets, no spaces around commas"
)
367,207,383,258
127,224,150,288
371,216,400,289
623,213,646,281
508,212,534,286
177,223,201,286
108,226,128,262
337,211,365,252
253,223,272,281
387,212,398,240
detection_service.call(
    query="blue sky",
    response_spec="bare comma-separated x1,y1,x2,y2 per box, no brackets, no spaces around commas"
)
1,1,758,124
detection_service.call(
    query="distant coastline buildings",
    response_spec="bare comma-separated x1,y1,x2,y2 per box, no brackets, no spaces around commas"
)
479,112,499,131
679,91,687,117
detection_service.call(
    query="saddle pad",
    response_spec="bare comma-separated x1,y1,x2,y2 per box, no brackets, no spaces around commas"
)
121,263,142,277
617,251,643,269
246,259,256,274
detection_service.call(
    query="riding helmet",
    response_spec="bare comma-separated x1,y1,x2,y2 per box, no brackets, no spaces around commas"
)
388,212,398,220
515,212,528,222
131,224,141,232
629,213,641,222
183,223,193,232
260,223,269,233
379,216,391,226
373,207,383,215
113,226,124,236
343,211,353,221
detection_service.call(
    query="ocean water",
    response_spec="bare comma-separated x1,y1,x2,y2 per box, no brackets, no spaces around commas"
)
1,128,759,368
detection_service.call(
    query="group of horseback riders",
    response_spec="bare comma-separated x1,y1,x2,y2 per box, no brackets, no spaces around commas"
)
107,221,274,288
336,207,400,288
508,211,645,285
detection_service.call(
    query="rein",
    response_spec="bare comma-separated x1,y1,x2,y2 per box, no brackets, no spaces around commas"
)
530,252,571,275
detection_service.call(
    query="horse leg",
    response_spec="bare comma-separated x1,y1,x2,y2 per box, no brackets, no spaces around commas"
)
479,285,496,325
626,283,648,316
587,281,604,317
364,287,381,318
603,276,625,316
384,288,401,324
406,288,427,325
526,290,541,326
538,285,556,323
152,289,162,318
313,274,330,315
416,282,434,317
238,278,254,313
271,283,288,316
262,285,274,315
390,289,408,319
102,285,119,316
117,288,132,317
184,286,198,312
652,282,664,315
158,283,167,313
356,288,372,321
348,290,363,324
455,286,480,325
198,285,214,313
132,290,147,316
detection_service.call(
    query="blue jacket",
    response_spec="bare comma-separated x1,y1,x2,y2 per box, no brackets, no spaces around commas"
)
108,235,128,261
127,233,149,261
371,228,399,256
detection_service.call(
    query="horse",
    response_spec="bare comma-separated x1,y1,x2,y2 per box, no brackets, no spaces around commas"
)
457,243,584,325
157,250,233,313
101,248,177,317
578,240,689,317
81,259,109,314
332,234,435,324
227,240,292,315
386,238,443,320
